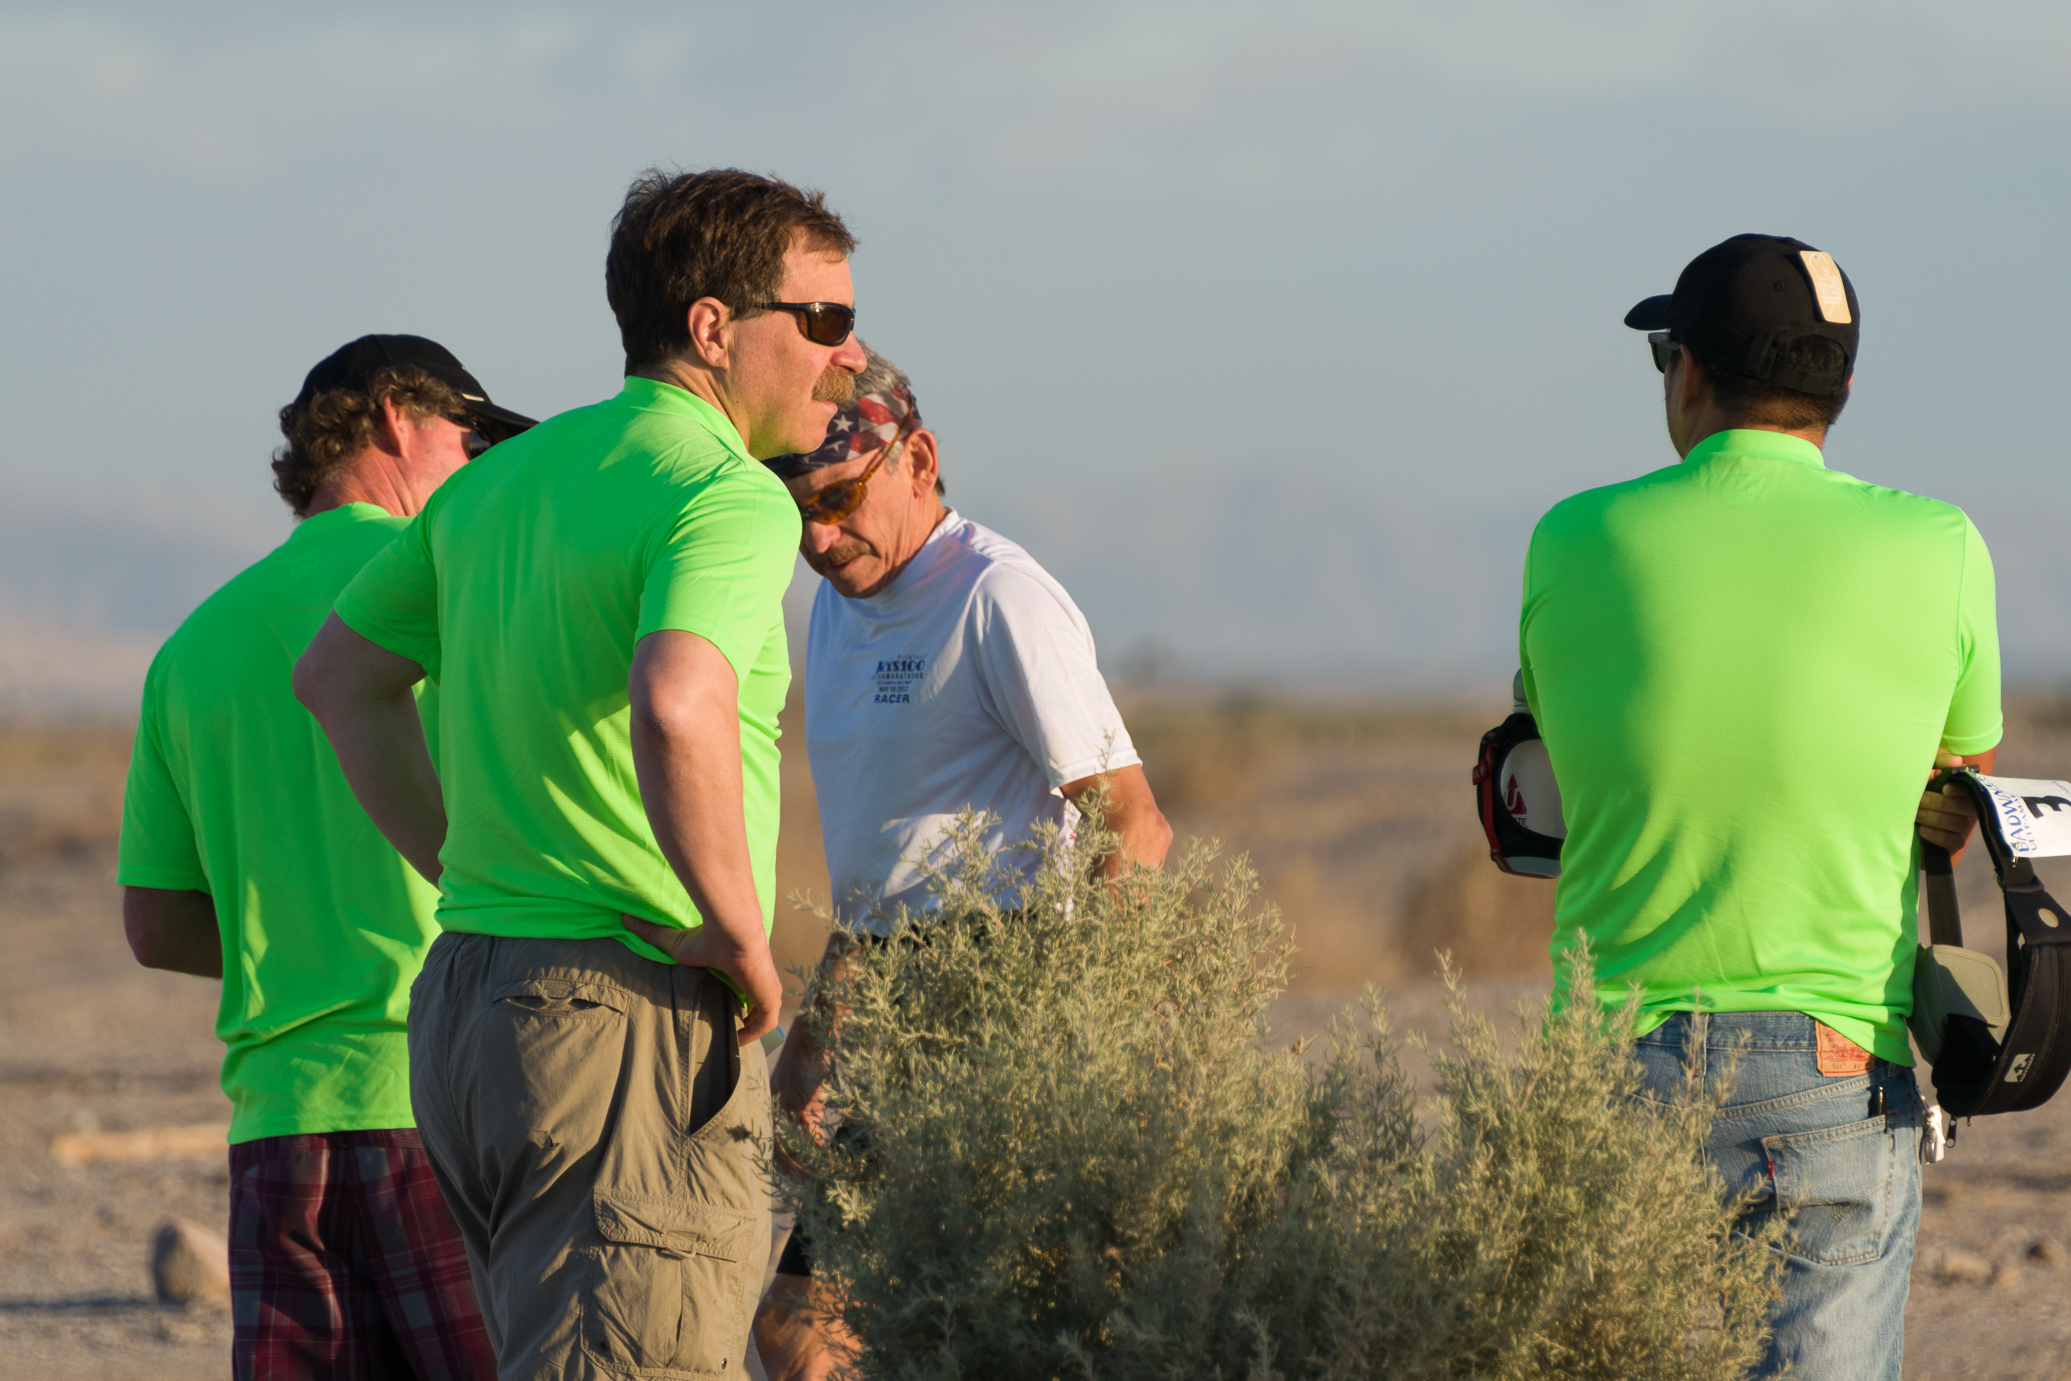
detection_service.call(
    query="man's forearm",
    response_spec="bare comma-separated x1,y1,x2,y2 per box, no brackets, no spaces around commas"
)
1105,801,1175,875
620,630,785,1042
294,614,445,883
630,684,767,945
1063,763,1173,875
319,693,446,882
123,887,223,978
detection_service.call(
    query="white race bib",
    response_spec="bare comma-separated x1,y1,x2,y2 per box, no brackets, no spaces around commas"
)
1974,775,2071,858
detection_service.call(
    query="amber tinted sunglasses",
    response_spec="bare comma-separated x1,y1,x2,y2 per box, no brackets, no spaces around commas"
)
757,300,856,346
796,411,920,525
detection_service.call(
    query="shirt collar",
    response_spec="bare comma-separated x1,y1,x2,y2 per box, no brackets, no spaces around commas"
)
290,501,391,538
617,376,752,463
1684,428,1827,470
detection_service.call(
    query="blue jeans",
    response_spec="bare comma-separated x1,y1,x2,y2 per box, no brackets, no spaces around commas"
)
1631,1011,1924,1381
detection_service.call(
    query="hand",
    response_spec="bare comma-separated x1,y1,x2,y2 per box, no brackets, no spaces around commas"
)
622,914,784,1046
772,1141,813,1183
1917,749,1980,855
768,1014,831,1182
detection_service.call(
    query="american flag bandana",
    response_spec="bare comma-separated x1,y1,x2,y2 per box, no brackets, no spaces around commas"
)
763,382,919,480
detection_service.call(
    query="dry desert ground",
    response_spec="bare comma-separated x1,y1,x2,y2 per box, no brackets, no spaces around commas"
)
3,694,2069,1378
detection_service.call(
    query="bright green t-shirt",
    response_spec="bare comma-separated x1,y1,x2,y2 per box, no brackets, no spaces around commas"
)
332,378,798,958
1521,429,2002,1064
119,504,442,1144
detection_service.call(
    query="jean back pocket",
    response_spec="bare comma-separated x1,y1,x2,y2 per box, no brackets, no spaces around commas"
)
1760,1114,1897,1266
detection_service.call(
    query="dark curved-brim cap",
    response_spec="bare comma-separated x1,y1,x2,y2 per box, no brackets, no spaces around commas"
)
1622,235,1859,395
1622,295,1672,331
294,334,538,439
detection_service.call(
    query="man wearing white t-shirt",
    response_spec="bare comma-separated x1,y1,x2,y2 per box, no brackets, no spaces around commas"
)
752,345,1169,1379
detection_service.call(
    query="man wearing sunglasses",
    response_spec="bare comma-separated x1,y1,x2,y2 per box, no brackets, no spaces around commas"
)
751,344,1171,1380
295,169,864,1379
120,334,533,1379
1515,235,2001,1379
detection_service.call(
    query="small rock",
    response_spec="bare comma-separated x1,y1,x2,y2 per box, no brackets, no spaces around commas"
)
1936,1249,1995,1285
151,1217,230,1303
2029,1238,2067,1268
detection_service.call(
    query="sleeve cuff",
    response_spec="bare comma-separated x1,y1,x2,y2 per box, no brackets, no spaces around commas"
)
116,865,209,892
634,620,754,688
333,598,435,672
1049,747,1144,790
1941,727,2004,757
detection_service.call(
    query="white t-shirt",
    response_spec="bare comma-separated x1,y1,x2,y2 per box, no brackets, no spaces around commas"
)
804,510,1139,931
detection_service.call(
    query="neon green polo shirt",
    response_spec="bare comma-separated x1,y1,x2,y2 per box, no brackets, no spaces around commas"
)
119,504,441,1143
1521,429,2001,1064
333,378,798,958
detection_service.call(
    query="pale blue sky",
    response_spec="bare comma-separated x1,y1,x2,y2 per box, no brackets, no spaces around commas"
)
4,1,2068,690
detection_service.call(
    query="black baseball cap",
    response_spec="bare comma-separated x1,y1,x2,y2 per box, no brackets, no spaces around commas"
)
293,334,538,439
1623,235,1859,396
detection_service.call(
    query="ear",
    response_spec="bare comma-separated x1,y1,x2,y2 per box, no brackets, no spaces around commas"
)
1672,345,1709,414
685,297,733,370
903,429,940,496
373,396,411,457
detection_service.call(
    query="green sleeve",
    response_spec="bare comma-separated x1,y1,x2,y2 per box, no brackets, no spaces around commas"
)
115,664,208,893
1517,526,1541,718
636,470,801,682
333,511,442,680
1941,513,2002,756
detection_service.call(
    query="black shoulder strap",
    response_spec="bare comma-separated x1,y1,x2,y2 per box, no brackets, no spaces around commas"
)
1922,769,2071,1117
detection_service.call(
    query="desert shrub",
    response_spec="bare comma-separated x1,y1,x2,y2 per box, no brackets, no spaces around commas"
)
781,811,1781,1381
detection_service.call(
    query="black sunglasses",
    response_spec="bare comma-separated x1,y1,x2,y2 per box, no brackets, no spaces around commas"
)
755,300,856,347
441,412,494,459
1647,331,1682,373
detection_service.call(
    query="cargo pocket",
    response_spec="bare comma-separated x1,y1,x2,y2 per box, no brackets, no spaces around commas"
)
1761,1114,1896,1266
583,1193,761,1376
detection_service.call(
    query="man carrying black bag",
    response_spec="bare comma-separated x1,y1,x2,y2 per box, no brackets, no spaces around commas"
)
1517,234,2000,1380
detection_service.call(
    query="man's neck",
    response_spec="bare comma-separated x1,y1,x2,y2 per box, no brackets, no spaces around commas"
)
304,452,412,519
633,360,747,450
1678,417,1827,459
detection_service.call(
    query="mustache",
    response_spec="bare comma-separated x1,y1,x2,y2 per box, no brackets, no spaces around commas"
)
809,537,875,570
812,368,856,403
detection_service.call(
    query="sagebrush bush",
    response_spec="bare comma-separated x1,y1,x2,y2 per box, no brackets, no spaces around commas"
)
781,810,1781,1381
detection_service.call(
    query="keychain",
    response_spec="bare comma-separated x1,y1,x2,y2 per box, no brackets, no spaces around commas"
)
1922,1103,1950,1164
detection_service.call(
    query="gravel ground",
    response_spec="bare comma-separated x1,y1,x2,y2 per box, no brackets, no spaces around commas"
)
1,851,233,1381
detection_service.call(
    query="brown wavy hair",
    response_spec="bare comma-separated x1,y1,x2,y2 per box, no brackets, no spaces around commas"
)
272,366,464,517
606,167,857,374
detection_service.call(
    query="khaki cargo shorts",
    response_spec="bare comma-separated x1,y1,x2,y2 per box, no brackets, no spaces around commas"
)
408,932,770,1380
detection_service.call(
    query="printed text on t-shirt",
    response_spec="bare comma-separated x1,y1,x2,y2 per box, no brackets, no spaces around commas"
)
873,655,928,705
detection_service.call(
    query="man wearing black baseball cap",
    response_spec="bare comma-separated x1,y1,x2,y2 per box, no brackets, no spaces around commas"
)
120,334,532,1377
1513,235,2002,1378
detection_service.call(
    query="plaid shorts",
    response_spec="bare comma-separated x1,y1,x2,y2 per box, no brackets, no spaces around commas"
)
229,1128,496,1381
